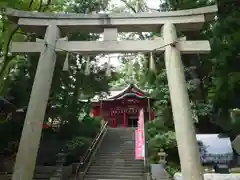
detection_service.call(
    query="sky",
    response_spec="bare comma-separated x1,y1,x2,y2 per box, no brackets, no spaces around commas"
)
98,0,160,68
111,0,159,9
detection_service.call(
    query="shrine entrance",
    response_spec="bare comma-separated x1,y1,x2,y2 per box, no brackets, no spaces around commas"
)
7,5,217,180
127,115,138,127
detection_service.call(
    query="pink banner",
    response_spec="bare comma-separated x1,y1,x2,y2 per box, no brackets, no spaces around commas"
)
135,109,145,160
135,130,143,159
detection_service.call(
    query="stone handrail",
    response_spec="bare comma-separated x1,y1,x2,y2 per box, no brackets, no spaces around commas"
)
75,121,108,179
144,141,152,180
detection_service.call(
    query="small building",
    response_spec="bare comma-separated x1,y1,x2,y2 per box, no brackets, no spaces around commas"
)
89,84,154,127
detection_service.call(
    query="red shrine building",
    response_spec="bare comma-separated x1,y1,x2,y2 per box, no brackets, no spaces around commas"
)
90,84,154,127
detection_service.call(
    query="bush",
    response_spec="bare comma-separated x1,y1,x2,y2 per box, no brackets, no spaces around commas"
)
80,116,101,138
0,119,23,156
62,116,102,164
165,162,180,177
65,136,92,164
36,116,102,165
146,120,180,176
58,115,101,140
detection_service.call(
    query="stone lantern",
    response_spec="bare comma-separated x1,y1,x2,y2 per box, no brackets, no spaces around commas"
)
158,149,167,166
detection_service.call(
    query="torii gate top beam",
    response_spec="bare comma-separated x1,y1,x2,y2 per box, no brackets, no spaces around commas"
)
6,5,217,33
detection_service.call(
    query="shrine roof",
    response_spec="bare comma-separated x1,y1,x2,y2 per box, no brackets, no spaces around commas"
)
81,84,151,103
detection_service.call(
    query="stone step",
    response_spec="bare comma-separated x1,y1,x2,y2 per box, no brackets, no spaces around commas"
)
89,164,144,169
97,153,135,155
86,171,144,176
87,171,144,175
93,158,138,161
92,161,142,165
85,174,143,179
95,155,135,158
84,177,143,180
89,163,144,168
88,167,144,172
98,146,135,148
96,154,135,157
90,163,143,167
98,145,135,148
34,173,51,179
101,143,134,145
98,148,135,150
97,151,135,154
96,153,135,155
99,148,135,150
105,151,135,154
90,164,144,168
99,144,135,147
91,159,143,163
96,153,135,156
94,156,138,160
98,149,135,152
84,127,143,180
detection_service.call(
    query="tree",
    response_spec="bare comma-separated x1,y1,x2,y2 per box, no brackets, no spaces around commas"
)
0,0,119,167
110,0,240,175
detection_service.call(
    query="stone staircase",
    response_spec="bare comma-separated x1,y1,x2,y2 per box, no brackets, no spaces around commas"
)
84,127,144,180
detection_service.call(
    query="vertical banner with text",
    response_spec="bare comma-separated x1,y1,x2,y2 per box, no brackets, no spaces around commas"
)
135,108,145,160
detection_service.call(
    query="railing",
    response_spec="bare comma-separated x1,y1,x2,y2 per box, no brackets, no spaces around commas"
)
75,121,108,180
144,147,152,180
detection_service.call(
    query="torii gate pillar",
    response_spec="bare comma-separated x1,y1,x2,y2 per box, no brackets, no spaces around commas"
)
12,24,61,180
163,23,203,180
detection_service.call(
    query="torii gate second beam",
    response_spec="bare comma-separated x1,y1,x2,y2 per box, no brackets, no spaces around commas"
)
11,39,211,54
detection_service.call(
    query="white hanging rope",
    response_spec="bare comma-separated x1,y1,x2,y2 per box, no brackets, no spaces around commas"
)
62,52,69,71
84,56,91,75
149,52,156,73
105,56,112,77
44,40,178,74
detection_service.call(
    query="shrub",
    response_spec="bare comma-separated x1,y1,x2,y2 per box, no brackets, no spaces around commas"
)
65,136,92,164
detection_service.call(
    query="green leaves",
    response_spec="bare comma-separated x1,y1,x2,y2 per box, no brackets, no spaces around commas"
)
146,120,178,165
65,136,92,152
0,55,25,95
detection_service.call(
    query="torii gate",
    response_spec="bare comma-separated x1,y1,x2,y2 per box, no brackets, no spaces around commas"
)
7,5,217,180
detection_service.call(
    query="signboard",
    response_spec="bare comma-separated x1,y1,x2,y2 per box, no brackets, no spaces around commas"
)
135,109,145,160
196,134,233,164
